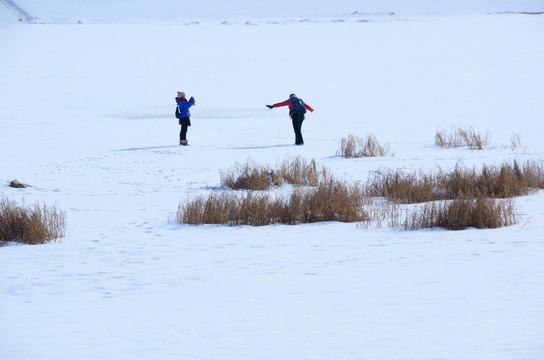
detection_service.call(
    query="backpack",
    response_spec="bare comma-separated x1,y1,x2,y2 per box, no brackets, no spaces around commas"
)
175,105,180,119
291,96,307,115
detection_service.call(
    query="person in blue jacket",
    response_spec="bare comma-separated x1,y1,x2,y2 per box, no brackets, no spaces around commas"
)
175,91,195,146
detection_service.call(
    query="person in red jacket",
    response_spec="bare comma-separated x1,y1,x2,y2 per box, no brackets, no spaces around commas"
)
267,93,314,145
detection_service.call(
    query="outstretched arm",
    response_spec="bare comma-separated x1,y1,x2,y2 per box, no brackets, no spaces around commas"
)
271,99,291,108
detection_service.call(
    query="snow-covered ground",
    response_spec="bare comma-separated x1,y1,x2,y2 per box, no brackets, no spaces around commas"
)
1,1,544,359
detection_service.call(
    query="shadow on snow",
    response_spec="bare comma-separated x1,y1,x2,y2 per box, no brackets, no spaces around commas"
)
111,145,179,152
220,144,295,150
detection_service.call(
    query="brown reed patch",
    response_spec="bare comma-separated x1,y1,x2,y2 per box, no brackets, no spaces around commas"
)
219,160,278,190
366,160,544,203
276,157,331,187
177,191,280,226
177,179,369,226
293,179,369,223
435,126,492,150
220,157,331,190
0,197,66,245
366,169,440,203
179,156,539,231
404,197,518,230
337,134,393,158
444,160,544,198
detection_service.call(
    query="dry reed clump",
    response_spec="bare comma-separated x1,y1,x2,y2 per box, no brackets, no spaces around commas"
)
292,179,369,223
219,160,279,190
179,155,538,230
177,191,281,226
0,197,66,245
404,197,518,230
366,160,544,203
508,133,525,151
177,179,369,226
435,126,492,150
220,157,331,190
365,169,440,204
442,160,544,198
337,134,393,158
277,157,331,187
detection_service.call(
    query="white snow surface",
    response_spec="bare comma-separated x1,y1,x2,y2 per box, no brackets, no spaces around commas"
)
3,0,543,23
1,1,544,359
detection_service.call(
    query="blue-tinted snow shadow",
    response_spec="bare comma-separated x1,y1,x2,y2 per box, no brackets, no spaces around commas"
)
220,144,294,150
111,145,178,152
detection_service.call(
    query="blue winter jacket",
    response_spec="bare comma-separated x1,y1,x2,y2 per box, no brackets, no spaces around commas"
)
177,97,195,118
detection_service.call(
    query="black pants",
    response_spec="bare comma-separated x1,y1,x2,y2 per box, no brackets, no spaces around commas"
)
179,117,190,141
180,124,188,141
291,113,305,145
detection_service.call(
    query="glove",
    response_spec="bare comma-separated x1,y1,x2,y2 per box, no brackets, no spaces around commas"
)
266,105,273,109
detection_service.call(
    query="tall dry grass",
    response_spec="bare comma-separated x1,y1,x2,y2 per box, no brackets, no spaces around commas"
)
359,199,402,229
337,134,393,158
508,133,525,151
366,160,544,203
366,169,439,203
293,179,369,223
220,157,330,190
177,179,369,226
219,160,278,190
0,197,66,245
276,157,331,187
177,191,280,226
435,126,492,150
180,156,536,231
404,197,518,230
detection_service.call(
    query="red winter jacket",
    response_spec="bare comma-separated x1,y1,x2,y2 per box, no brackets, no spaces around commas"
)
272,98,314,117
